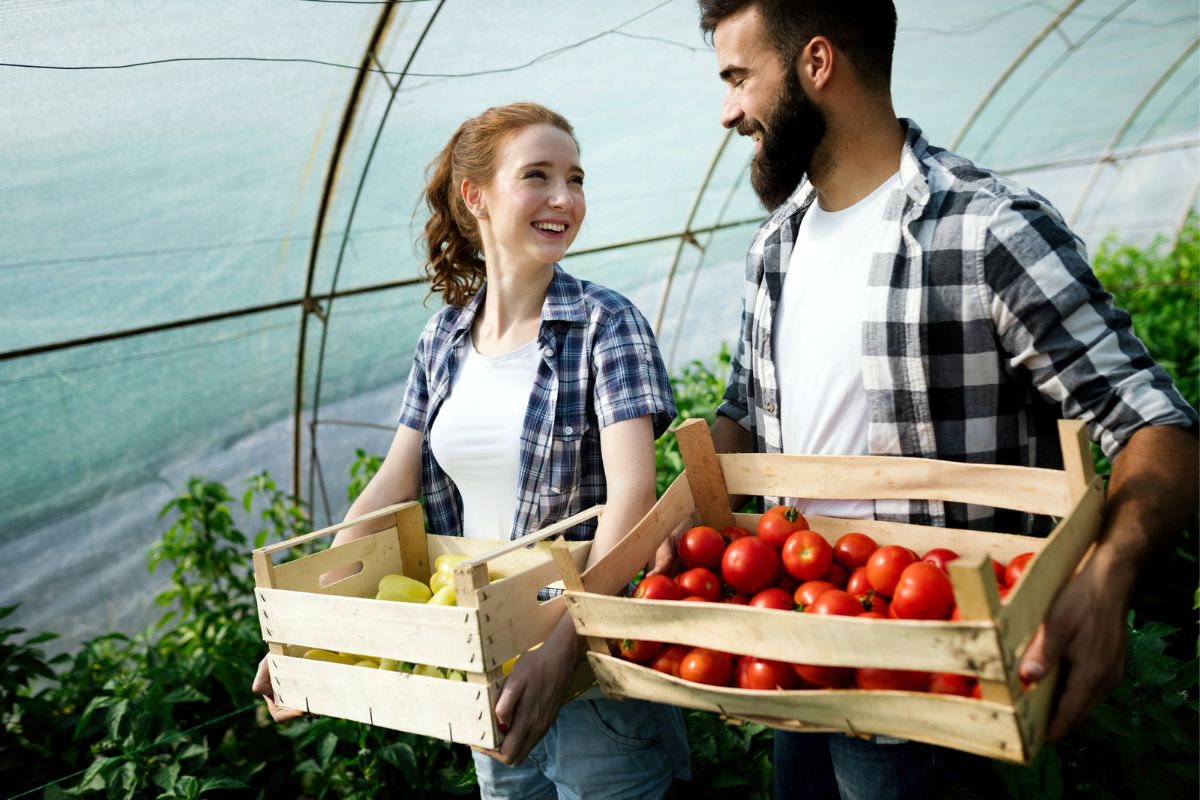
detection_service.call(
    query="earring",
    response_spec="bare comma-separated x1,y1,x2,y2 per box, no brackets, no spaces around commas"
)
477,209,487,219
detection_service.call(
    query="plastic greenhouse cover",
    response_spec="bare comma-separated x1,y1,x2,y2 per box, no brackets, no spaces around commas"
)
1,0,1197,651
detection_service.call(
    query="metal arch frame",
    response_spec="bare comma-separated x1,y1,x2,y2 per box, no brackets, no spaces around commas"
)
971,0,1138,162
291,0,444,501
1069,37,1200,226
951,0,1084,151
651,128,736,334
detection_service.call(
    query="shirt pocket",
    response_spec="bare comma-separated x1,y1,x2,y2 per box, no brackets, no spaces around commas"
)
544,414,588,498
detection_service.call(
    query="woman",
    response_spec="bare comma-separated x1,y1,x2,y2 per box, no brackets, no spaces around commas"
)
253,103,689,799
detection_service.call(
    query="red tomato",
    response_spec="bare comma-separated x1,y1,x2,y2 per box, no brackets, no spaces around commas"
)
929,673,976,697
633,574,684,601
721,525,752,543
679,648,733,686
866,545,918,596
855,668,930,692
675,567,722,602
845,566,872,596
793,580,838,610
678,526,726,571
921,547,959,573
826,562,850,589
808,589,863,617
856,590,889,617
833,532,878,570
618,638,663,663
774,572,800,593
721,536,780,595
890,562,955,620
991,558,1007,586
781,530,834,581
1006,552,1035,588
749,587,796,611
970,682,983,699
757,506,808,551
737,657,799,690
858,611,885,619
681,595,709,602
650,643,691,678
721,590,751,605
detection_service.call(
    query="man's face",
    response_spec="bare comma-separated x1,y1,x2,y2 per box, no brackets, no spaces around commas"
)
714,6,827,210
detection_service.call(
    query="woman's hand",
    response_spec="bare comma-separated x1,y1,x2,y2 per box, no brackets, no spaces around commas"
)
252,655,306,724
479,617,581,765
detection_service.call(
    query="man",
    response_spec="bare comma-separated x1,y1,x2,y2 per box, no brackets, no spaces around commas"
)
691,1,1199,797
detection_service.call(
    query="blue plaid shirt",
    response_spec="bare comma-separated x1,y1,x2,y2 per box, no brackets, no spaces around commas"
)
397,265,676,541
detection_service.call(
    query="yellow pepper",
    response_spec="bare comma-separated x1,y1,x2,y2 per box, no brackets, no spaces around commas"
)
302,649,357,665
376,573,432,603
427,585,457,606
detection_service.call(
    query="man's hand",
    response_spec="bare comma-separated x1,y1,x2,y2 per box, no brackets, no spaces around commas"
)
478,631,578,766
252,655,307,724
647,519,691,577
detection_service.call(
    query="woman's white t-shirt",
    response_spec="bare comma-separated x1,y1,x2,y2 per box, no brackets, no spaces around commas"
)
428,333,541,539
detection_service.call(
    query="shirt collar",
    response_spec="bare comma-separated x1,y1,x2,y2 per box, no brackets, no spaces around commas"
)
446,263,585,341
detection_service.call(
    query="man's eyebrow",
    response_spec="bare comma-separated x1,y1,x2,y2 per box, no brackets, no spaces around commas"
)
719,65,747,82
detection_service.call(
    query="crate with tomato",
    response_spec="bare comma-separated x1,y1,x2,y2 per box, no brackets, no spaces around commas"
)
550,417,1104,763
251,502,602,748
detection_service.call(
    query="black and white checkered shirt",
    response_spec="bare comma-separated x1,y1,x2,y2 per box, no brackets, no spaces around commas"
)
717,119,1198,534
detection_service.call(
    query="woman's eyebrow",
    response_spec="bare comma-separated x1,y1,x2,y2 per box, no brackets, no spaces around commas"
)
518,160,585,177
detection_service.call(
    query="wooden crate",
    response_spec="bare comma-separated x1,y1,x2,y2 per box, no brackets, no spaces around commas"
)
551,418,1105,763
252,503,603,749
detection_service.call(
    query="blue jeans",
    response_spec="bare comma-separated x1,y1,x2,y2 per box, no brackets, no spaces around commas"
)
473,697,690,800
773,731,998,800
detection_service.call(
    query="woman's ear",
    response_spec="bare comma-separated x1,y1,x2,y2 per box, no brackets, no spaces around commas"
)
461,178,488,220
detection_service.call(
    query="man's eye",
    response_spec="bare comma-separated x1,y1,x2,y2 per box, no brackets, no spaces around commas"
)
571,176,585,186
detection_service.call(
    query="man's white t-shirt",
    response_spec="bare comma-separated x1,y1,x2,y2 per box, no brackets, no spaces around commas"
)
428,333,540,539
772,173,899,520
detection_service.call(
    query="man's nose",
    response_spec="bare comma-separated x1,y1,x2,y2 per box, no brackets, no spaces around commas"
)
720,94,743,129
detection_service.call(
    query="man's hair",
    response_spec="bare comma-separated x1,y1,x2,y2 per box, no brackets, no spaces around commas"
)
698,0,897,92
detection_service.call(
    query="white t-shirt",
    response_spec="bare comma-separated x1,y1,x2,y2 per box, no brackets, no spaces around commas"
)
772,173,899,520
428,333,541,539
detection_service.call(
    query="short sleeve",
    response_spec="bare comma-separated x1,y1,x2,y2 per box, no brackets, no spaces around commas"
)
592,305,677,438
395,317,435,434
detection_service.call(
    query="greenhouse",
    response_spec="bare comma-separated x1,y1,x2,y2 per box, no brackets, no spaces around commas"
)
2,1,1197,798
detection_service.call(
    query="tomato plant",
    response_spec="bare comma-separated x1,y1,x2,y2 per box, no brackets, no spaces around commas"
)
679,525,726,571
833,532,878,570
866,544,918,596
679,648,734,686
757,506,808,551
781,530,834,581
721,536,780,595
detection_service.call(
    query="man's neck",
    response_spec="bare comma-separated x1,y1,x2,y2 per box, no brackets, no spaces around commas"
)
809,110,906,213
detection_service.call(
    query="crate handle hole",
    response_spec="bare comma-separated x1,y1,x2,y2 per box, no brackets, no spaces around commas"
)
318,560,364,587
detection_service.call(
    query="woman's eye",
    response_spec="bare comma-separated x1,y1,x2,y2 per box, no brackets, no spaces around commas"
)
523,170,546,180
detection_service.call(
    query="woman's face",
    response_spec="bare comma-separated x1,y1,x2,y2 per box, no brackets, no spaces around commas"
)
471,124,586,269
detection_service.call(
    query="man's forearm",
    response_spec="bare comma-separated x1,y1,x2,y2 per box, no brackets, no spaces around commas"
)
1092,424,1199,598
711,413,753,455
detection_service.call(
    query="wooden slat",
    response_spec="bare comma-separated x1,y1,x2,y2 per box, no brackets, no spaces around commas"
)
255,501,421,555
1014,662,1060,763
461,505,605,568
256,588,484,673
252,551,285,656
735,513,1048,564
270,527,403,596
394,503,430,585
473,546,591,669
999,477,1106,659
563,592,1006,679
719,454,1073,517
1058,419,1096,505
268,654,498,747
948,555,1015,704
587,653,1026,763
675,419,735,529
551,540,609,656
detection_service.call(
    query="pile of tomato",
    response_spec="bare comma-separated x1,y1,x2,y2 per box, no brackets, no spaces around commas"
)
617,506,1036,697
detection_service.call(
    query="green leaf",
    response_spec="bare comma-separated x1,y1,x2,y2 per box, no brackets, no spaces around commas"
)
199,777,249,792
317,732,339,769
152,763,181,792
377,742,417,774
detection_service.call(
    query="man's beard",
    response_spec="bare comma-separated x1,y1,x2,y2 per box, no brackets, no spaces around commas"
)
741,69,827,211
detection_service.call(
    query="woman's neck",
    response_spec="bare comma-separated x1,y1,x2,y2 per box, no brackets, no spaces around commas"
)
472,260,554,356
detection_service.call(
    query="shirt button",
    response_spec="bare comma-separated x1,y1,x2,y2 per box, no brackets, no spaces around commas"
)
765,402,777,414
564,426,574,435
543,347,555,357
